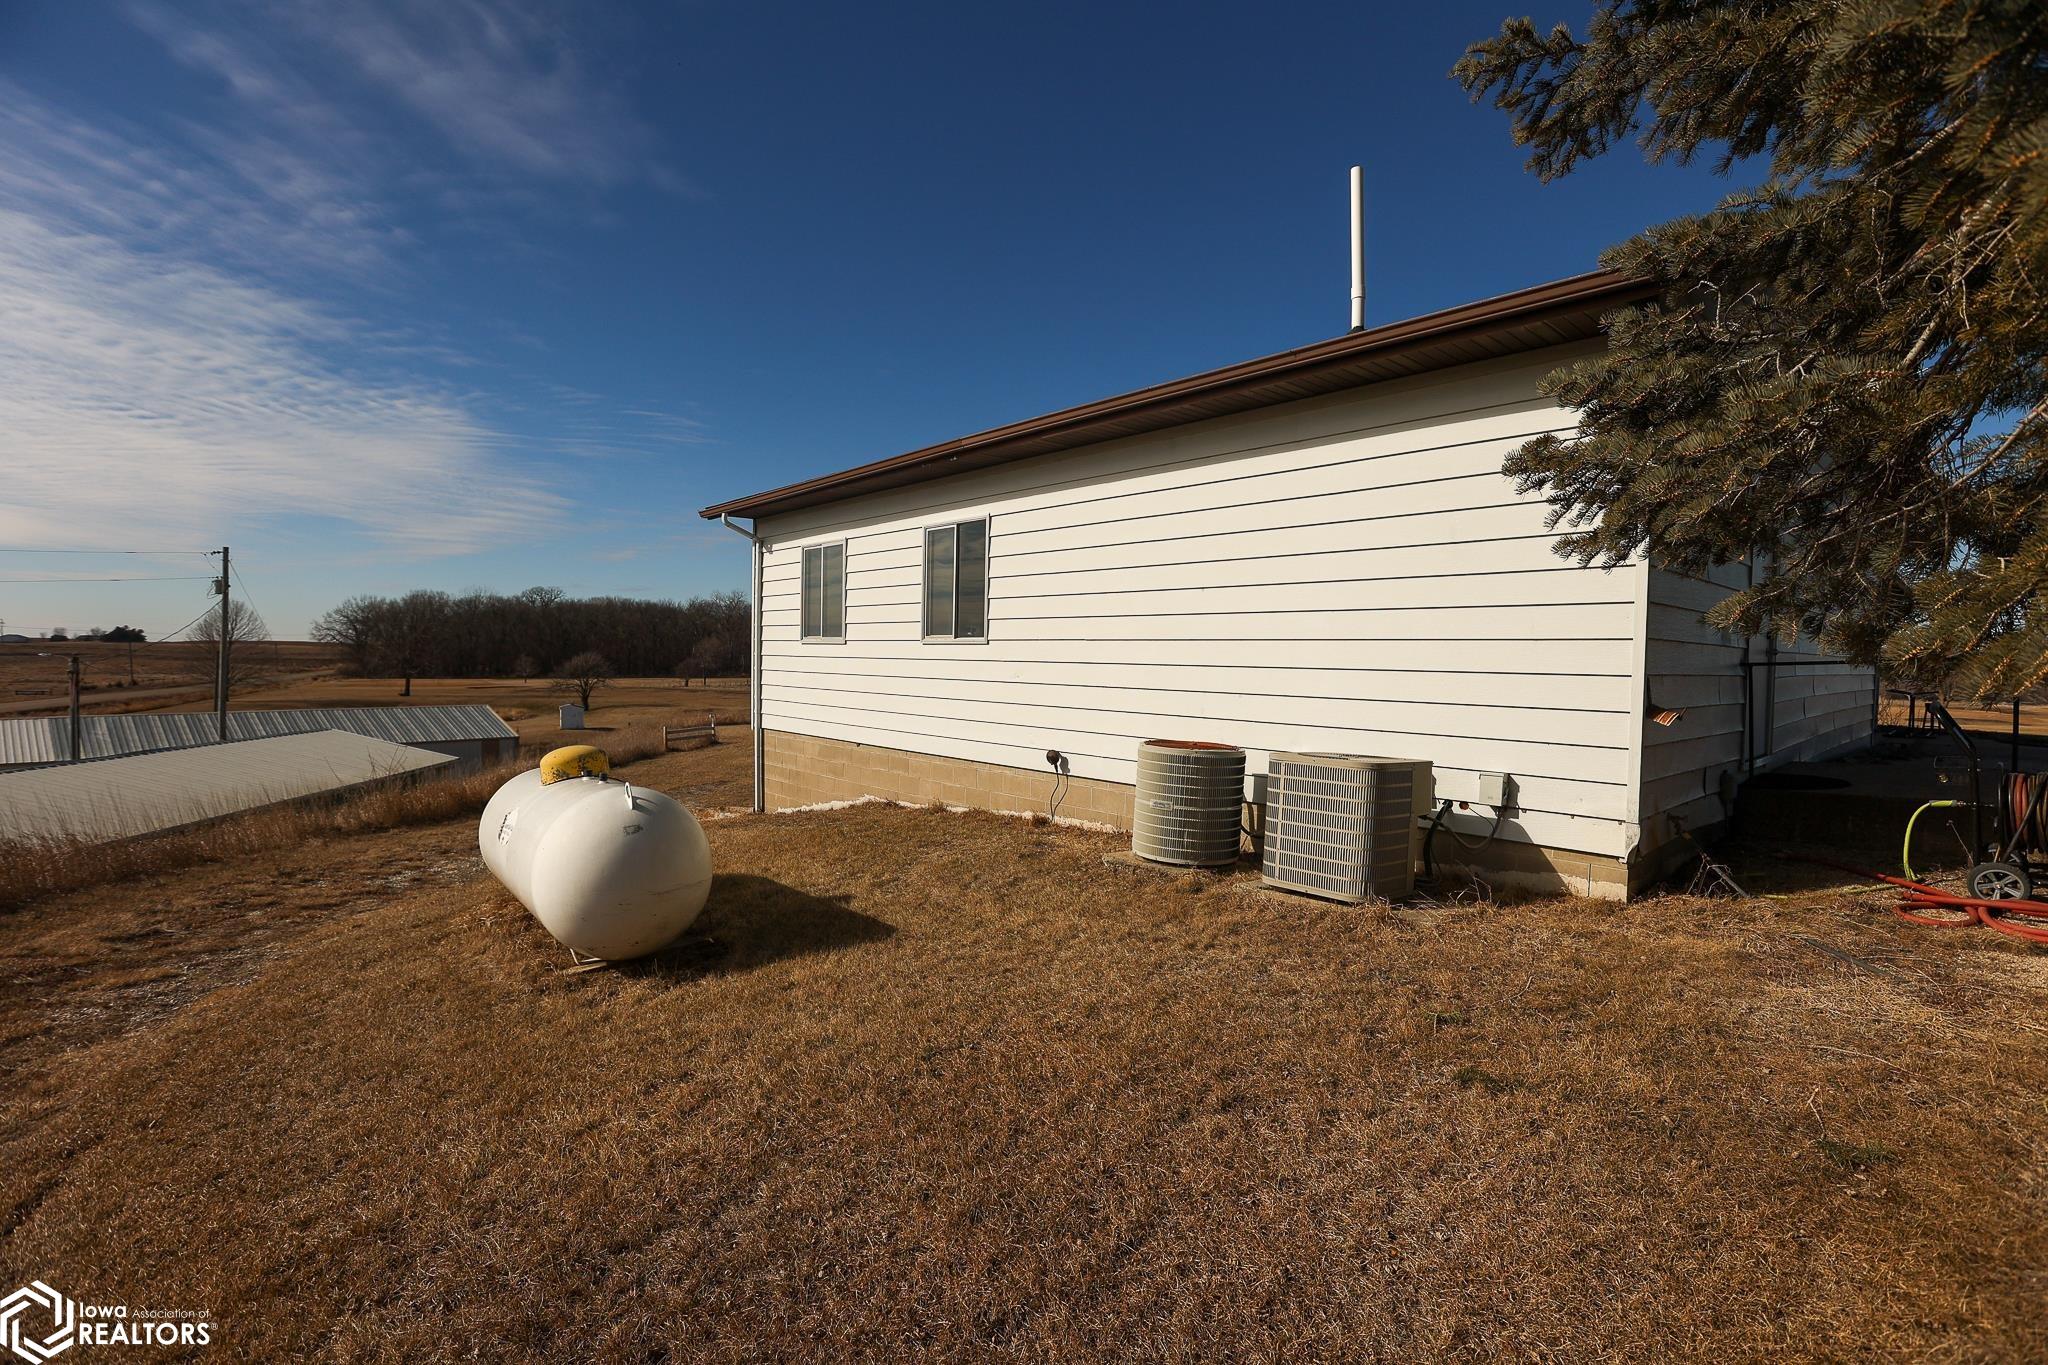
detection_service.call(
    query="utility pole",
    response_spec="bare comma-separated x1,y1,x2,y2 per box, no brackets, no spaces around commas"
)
67,653,81,763
39,650,83,761
214,545,230,743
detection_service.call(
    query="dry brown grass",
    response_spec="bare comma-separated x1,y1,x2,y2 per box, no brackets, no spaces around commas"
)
515,720,673,768
2,761,2045,1359
0,768,505,914
0,741,754,1073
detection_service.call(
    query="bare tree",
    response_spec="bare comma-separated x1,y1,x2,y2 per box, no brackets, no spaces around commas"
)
555,651,613,711
188,599,273,689
371,590,449,697
685,634,731,685
310,595,380,674
513,653,539,682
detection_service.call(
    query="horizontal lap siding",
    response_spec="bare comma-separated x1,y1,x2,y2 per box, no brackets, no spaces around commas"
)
1643,566,1875,849
758,344,1643,858
1643,567,1748,836
1761,665,1877,765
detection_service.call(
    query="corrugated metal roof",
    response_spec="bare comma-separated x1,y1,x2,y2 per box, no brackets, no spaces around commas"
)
0,730,455,844
0,703,517,767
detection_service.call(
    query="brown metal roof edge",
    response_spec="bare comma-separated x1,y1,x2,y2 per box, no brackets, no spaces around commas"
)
699,268,1656,521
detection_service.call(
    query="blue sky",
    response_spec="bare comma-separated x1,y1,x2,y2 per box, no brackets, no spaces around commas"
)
0,2,1736,639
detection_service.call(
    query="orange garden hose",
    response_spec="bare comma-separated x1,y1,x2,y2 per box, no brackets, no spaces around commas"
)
2009,771,2048,855
1803,856,2048,945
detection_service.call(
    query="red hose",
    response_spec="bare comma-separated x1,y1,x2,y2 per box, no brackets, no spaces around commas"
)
1899,899,2048,942
1893,904,1976,928
1797,856,2048,945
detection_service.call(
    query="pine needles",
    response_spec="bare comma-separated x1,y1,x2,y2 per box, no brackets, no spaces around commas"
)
1458,0,2048,699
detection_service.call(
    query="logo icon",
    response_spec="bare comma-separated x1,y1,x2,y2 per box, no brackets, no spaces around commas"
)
0,1283,73,1364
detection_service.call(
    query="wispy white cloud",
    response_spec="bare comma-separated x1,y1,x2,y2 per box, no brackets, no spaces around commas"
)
288,0,663,184
131,0,676,189
0,2,698,560
0,89,397,279
0,205,565,553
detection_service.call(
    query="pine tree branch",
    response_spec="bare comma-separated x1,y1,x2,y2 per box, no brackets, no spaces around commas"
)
1950,399,2048,488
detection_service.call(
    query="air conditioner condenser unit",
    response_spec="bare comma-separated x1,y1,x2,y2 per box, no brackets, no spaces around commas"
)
1260,752,1432,902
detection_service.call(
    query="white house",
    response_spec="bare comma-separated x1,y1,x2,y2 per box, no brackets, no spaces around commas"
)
700,271,1874,898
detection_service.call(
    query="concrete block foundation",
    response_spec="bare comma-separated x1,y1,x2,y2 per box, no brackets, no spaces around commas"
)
764,730,1632,900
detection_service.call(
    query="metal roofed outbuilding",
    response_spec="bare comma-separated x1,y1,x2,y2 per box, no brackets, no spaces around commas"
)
0,730,456,844
0,704,518,772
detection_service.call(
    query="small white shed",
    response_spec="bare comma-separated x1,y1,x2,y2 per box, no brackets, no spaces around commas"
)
700,271,1875,898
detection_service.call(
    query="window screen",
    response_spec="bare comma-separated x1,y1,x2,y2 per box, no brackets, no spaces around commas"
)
923,526,955,638
923,519,986,639
801,542,844,639
956,520,987,637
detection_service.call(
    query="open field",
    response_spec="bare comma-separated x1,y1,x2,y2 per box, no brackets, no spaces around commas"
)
1940,702,2048,739
2,738,2044,1359
0,640,343,715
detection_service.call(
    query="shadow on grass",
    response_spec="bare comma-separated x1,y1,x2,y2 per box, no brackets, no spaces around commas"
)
615,873,895,981
1717,840,1932,896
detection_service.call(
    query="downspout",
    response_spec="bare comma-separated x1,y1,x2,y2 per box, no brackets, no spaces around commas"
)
1743,555,1762,777
720,514,765,813
1761,633,1779,774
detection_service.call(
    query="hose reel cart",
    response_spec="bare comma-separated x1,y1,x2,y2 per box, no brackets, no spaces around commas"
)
1906,700,2048,899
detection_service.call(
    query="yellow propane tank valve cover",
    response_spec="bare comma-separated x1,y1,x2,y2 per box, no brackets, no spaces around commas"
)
540,744,611,785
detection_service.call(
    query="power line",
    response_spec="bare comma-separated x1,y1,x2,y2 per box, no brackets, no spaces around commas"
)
152,600,224,644
228,562,267,631
1,601,216,646
0,546,245,647
0,547,212,556
0,575,216,584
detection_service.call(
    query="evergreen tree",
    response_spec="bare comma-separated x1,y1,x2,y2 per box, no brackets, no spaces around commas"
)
1457,1,2048,697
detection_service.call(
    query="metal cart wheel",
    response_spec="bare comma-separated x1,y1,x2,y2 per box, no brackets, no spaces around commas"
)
1967,860,2033,901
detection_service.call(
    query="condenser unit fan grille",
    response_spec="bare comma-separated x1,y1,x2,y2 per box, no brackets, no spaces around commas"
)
1132,739,1245,867
1261,754,1429,902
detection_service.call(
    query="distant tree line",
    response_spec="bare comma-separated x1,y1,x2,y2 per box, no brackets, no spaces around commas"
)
34,625,150,642
310,587,750,690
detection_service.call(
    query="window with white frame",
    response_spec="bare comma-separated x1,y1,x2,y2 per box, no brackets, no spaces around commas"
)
800,541,845,640
922,519,987,639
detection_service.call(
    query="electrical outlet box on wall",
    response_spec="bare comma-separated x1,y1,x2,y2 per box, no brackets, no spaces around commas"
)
1435,770,1510,808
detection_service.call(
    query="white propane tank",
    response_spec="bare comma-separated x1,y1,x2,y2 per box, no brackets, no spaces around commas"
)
479,745,712,962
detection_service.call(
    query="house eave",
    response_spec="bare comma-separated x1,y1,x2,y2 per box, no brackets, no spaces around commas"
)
698,269,1654,522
